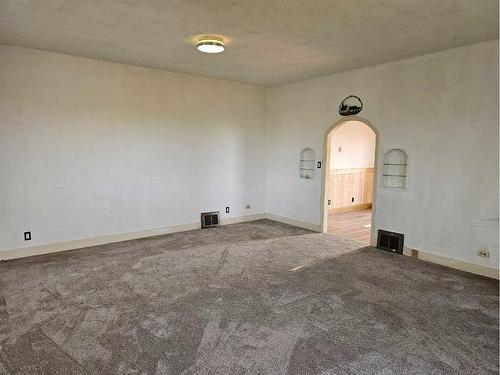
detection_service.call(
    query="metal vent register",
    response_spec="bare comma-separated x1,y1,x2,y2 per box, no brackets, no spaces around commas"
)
201,211,220,228
377,230,404,254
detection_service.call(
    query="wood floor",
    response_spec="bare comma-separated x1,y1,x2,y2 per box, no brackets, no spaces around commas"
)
327,209,372,244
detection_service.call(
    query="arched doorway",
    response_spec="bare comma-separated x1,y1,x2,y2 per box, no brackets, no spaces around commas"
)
320,116,379,245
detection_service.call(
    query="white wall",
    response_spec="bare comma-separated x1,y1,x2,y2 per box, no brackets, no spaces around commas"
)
266,41,499,269
0,46,267,251
330,121,376,169
1,42,498,271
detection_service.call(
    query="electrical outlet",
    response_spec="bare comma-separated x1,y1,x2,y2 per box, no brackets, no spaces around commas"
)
351,197,355,203
225,207,230,214
24,231,31,241
245,205,251,209
478,249,490,258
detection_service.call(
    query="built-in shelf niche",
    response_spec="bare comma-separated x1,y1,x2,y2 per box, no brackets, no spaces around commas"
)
382,149,408,189
300,148,315,180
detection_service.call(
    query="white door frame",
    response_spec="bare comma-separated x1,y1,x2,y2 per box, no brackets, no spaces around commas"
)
320,116,379,245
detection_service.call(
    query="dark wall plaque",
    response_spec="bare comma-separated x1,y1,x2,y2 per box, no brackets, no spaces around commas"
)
339,95,363,116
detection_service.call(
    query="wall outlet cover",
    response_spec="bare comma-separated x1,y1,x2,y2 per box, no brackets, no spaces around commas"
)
225,207,230,213
24,231,31,241
478,249,490,258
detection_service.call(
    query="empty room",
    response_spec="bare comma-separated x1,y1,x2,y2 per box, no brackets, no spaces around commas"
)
0,1,499,374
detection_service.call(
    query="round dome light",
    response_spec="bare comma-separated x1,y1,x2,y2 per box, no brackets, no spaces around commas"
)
196,36,225,54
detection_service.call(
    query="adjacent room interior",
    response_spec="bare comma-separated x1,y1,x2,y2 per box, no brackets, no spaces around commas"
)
0,1,498,374
325,120,376,244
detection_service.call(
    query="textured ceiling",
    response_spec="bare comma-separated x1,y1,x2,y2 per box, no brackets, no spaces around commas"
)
0,0,498,86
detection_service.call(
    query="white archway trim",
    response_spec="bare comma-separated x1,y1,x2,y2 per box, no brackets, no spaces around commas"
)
320,116,379,246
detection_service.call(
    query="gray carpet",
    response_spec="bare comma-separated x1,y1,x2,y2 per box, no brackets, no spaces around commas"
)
0,219,498,374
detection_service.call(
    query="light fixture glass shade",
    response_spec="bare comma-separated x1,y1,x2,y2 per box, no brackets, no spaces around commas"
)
197,36,225,53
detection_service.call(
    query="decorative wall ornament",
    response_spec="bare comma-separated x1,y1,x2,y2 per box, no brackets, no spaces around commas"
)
339,95,363,116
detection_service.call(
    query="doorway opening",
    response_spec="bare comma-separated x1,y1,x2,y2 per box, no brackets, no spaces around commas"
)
321,117,378,244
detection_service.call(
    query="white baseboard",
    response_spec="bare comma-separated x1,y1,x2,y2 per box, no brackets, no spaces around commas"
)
0,213,267,261
221,213,266,225
403,248,499,280
264,213,320,232
3,213,497,280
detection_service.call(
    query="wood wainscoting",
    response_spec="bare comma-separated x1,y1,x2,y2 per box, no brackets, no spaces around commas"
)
327,167,374,213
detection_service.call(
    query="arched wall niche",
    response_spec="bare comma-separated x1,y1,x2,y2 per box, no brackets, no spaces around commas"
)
300,148,315,180
382,149,408,189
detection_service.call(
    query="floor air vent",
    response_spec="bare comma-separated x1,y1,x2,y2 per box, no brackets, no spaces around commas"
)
377,230,404,254
201,211,220,228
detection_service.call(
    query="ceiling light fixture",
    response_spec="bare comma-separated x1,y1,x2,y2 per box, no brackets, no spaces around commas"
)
196,36,225,54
